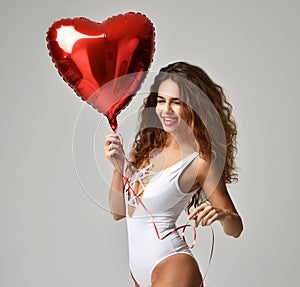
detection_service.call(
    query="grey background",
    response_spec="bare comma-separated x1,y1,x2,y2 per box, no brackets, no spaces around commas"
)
1,0,299,286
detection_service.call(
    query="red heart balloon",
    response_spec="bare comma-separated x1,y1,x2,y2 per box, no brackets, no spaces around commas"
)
46,12,155,131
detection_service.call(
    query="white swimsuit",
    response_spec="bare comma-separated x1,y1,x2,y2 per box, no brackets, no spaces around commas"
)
124,152,200,287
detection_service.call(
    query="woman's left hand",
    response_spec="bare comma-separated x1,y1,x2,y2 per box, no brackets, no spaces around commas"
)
188,202,230,227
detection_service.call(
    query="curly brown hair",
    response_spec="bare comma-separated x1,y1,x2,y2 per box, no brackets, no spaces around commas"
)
129,62,238,212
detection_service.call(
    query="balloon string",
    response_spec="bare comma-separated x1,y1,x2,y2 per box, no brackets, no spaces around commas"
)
112,131,214,287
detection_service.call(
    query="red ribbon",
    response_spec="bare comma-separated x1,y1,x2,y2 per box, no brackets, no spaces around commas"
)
112,133,214,287
124,175,214,287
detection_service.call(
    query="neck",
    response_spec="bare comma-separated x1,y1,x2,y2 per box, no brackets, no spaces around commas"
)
164,133,197,154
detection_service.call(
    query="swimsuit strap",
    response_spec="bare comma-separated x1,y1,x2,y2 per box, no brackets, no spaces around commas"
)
125,152,198,207
174,152,199,174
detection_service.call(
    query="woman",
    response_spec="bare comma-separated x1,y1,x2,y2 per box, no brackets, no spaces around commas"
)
104,62,243,287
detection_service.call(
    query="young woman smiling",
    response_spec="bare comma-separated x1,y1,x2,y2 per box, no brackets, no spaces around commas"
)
104,61,243,287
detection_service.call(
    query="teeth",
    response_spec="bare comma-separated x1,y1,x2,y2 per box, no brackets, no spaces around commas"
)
163,117,177,124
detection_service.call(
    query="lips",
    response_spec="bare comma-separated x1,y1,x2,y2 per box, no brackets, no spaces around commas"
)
162,116,178,126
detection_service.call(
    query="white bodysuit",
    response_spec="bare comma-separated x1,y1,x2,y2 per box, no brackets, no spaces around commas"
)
125,152,200,287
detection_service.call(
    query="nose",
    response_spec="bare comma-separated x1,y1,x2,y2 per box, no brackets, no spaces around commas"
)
163,100,173,112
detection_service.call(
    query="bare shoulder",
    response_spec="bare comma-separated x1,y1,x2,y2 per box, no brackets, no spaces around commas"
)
179,153,209,193
192,154,210,184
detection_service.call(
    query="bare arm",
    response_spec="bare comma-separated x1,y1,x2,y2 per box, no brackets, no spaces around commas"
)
188,160,243,238
109,168,126,221
104,134,126,221
205,178,243,238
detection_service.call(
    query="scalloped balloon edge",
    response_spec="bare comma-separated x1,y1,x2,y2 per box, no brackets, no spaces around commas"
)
46,12,156,130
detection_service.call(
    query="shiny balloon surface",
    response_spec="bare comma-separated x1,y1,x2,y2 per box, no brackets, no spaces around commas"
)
46,12,155,131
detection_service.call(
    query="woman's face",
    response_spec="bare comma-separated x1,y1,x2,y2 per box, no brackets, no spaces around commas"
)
156,79,183,133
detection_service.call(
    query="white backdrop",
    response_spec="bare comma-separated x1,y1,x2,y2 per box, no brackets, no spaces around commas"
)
1,0,299,286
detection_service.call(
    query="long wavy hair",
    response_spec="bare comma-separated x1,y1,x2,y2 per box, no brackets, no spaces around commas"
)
129,62,238,212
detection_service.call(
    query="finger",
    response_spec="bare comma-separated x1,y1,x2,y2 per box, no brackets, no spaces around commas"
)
105,143,118,155
188,207,202,220
105,140,121,150
194,215,201,228
107,149,122,160
193,206,213,227
105,134,115,143
111,142,125,153
105,134,121,145
193,202,210,216
188,202,211,220
194,208,209,227
201,209,218,226
205,213,219,226
104,143,112,154
104,139,121,151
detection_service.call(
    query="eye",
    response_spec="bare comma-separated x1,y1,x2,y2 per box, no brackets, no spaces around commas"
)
173,100,181,105
171,99,181,105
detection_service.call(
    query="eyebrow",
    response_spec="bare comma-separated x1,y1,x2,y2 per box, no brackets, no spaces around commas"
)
157,95,180,100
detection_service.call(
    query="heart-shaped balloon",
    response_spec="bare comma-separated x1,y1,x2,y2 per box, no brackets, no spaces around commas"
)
46,12,155,131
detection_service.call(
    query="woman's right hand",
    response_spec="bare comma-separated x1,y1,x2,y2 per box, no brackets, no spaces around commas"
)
104,134,125,174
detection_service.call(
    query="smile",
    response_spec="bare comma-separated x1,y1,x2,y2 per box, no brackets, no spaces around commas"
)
162,116,178,126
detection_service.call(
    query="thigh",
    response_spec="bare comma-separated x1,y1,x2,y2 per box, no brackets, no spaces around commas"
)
151,253,202,287
130,271,140,287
